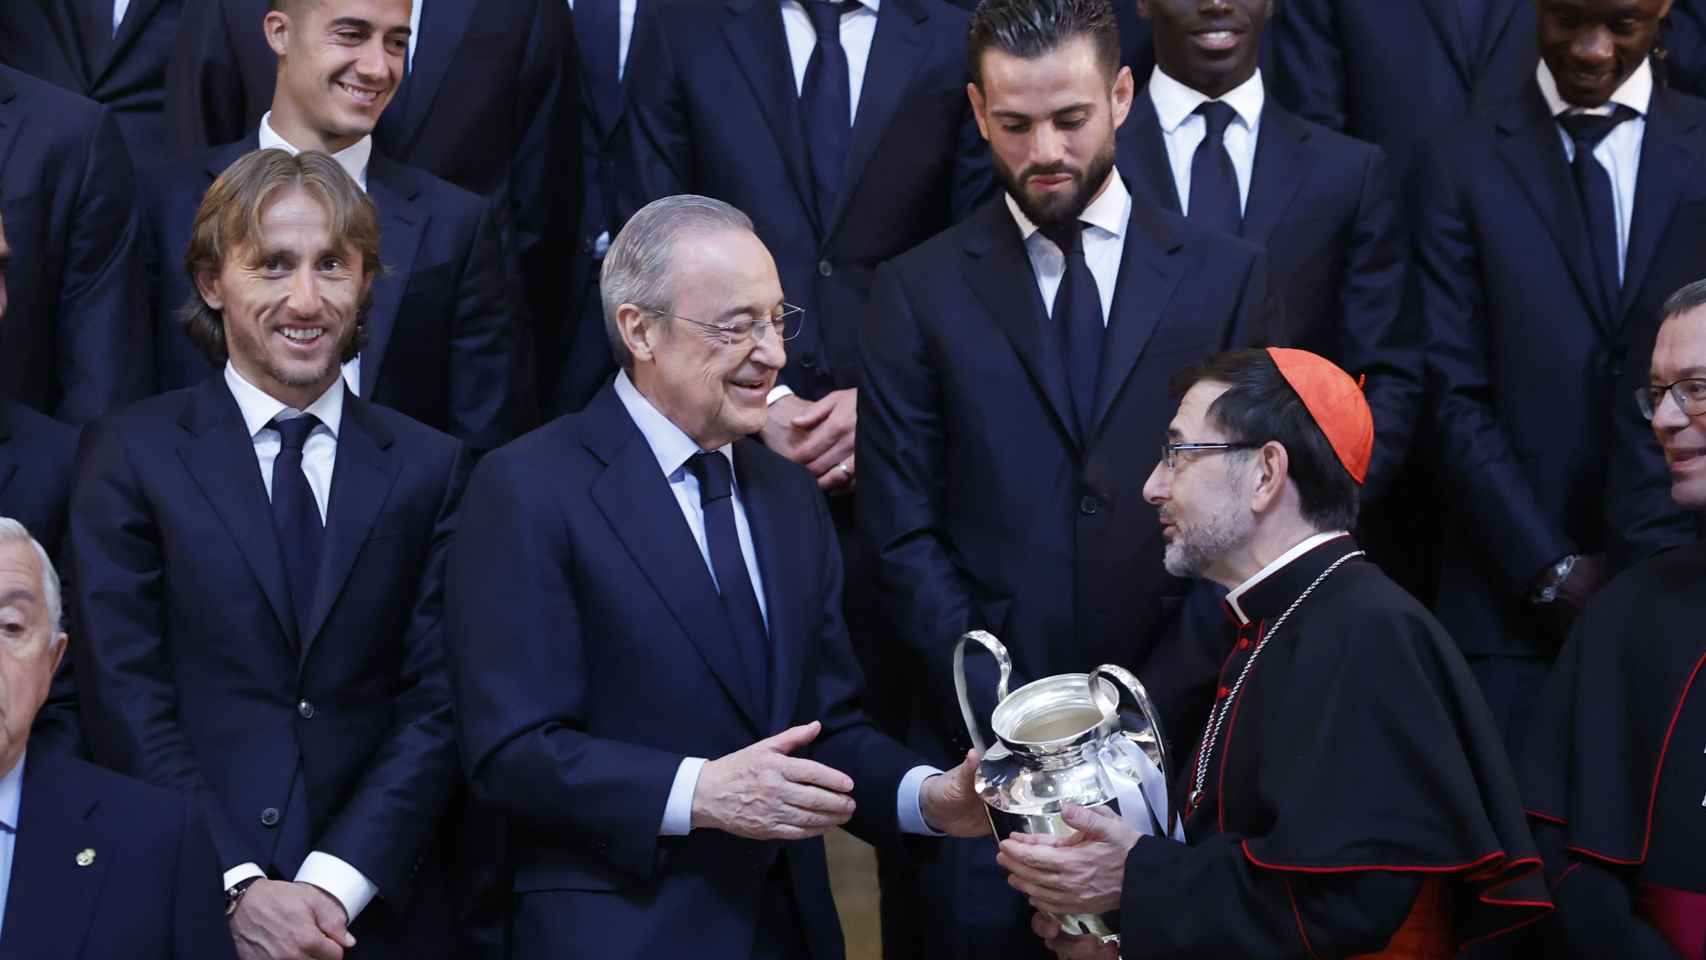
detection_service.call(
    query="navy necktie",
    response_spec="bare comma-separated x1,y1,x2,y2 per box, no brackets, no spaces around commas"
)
1040,221,1104,437
800,0,859,229
1188,101,1242,236
270,415,324,640
1559,107,1636,319
576,0,623,127
687,451,771,716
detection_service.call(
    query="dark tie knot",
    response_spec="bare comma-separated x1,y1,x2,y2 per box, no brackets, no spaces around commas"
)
688,451,735,505
1041,221,1086,258
1558,105,1637,149
805,0,858,37
271,415,320,453
1195,100,1238,141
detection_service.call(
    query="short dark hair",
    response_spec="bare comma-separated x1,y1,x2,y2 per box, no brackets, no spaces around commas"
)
1171,349,1360,532
1662,278,1706,322
967,0,1121,86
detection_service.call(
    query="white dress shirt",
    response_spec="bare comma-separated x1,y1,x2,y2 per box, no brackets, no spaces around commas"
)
111,0,131,32
1147,66,1264,217
221,364,378,925
1224,531,1351,626
613,371,943,836
257,113,371,394
564,0,637,79
0,753,23,942
781,0,880,124
1007,172,1131,324
1537,59,1651,283
407,0,422,73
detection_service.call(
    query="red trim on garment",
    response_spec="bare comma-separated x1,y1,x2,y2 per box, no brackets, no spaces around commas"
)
1524,808,1566,825
1551,862,1582,892
1215,617,1265,832
1285,878,1323,960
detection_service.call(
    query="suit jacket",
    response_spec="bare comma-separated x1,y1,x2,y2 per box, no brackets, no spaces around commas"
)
164,0,580,417
0,754,234,960
0,64,149,423
1116,93,1420,499
857,188,1276,762
446,384,924,959
142,135,523,451
1421,84,1706,658
0,0,182,163
624,0,994,401
68,377,467,951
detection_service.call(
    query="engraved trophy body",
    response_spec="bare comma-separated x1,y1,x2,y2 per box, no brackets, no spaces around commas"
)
953,630,1172,943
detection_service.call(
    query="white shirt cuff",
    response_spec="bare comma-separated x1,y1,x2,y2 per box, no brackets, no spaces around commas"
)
223,862,266,892
897,765,946,836
765,385,795,405
660,757,706,836
294,851,379,924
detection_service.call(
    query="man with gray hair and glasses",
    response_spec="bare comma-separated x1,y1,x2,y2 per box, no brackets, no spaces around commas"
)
446,194,989,960
0,517,233,958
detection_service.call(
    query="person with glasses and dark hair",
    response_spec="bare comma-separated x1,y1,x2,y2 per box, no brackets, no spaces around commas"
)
997,347,1550,960
1519,281,1706,958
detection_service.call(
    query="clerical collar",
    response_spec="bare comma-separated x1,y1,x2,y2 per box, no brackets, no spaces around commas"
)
257,112,374,192
1224,531,1355,626
1536,58,1652,119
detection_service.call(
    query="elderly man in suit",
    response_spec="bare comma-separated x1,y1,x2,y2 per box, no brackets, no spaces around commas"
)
0,517,234,959
142,0,523,452
71,150,468,960
446,194,989,960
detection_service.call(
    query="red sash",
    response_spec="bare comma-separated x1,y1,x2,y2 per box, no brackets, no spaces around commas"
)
1635,883,1706,960
1352,878,1455,960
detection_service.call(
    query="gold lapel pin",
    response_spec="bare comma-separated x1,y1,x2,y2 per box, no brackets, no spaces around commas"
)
75,848,95,867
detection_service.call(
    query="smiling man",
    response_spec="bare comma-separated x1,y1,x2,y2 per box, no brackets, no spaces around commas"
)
71,149,470,960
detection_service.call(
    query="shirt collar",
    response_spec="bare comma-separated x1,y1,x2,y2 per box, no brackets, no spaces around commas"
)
1004,170,1131,244
1537,58,1653,119
1148,66,1265,134
258,112,374,192
0,752,24,833
613,370,736,478
1224,530,1351,626
790,0,880,12
224,362,345,441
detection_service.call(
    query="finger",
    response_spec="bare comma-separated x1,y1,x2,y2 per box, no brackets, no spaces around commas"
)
1061,803,1120,839
1031,911,1063,940
996,847,1060,882
804,436,856,478
789,396,835,429
759,721,822,754
791,423,842,466
816,463,853,491
763,822,835,842
301,932,346,960
777,755,855,793
774,802,854,831
778,780,858,817
308,894,356,949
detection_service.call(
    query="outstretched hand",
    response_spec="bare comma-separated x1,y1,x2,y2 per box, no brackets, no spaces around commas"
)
997,804,1140,917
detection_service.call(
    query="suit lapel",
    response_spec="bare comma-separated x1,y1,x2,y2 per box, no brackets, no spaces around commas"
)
5,759,107,960
962,200,1082,451
825,0,924,239
1092,194,1184,435
1619,90,1701,323
380,0,477,153
1239,106,1310,247
721,0,821,236
299,394,397,659
175,378,300,644
1117,93,1183,215
360,157,425,398
0,75,27,184
1420,0,1474,88
92,0,164,88
1479,0,1525,72
733,444,805,734
585,391,765,733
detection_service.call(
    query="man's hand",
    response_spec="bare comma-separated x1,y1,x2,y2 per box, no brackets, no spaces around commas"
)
691,721,856,840
230,880,354,960
919,749,992,837
760,390,857,493
997,804,1140,917
1031,912,1120,959
1557,552,1610,611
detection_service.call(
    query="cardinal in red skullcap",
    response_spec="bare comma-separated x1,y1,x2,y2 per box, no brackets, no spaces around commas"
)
995,348,1551,959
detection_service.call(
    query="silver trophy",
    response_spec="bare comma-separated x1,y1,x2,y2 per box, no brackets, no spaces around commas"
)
953,630,1172,943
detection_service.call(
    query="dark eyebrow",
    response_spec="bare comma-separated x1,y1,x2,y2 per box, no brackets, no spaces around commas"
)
326,16,374,31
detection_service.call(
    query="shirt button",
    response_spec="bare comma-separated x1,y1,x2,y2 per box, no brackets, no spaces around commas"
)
1079,495,1100,516
260,807,281,827
818,260,833,277
297,699,315,720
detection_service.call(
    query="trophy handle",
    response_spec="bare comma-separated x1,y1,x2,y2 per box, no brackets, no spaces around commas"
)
1089,664,1170,788
953,630,1011,754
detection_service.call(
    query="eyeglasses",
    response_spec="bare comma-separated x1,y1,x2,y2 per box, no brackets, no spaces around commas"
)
1159,441,1261,470
1635,378,1706,420
644,303,805,347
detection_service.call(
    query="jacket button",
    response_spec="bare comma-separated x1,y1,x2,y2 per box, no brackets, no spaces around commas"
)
1079,495,1100,516
818,260,833,277
261,807,281,827
297,699,315,720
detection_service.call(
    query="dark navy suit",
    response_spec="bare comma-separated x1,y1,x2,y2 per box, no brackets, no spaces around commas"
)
446,384,925,959
141,136,524,451
0,754,234,960
857,188,1275,960
0,64,149,424
68,377,468,958
0,0,182,163
1421,84,1706,742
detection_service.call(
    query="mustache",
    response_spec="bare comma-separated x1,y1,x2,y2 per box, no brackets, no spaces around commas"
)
1022,162,1081,180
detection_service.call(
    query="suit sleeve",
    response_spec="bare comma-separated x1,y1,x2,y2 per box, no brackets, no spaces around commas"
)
1531,821,1680,959
163,0,248,154
313,447,467,898
1119,833,1422,959
447,197,525,452
619,8,691,219
56,109,150,423
171,795,239,960
1270,0,1349,131
1418,145,1575,593
446,450,683,881
68,421,253,869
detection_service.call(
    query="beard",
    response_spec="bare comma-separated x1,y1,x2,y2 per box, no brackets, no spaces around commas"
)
994,132,1118,234
1160,465,1256,578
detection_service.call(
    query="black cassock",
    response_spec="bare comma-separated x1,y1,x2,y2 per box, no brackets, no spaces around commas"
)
1117,535,1551,958
1521,540,1706,959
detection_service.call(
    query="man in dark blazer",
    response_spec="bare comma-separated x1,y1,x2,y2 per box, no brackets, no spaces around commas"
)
446,195,987,960
1422,0,1704,750
0,0,182,163
71,151,467,960
0,64,149,424
0,517,235,960
857,0,1275,955
166,0,579,416
143,0,522,452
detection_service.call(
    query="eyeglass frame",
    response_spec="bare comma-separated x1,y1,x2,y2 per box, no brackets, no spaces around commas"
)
1635,377,1706,421
1159,440,1263,471
639,302,806,347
